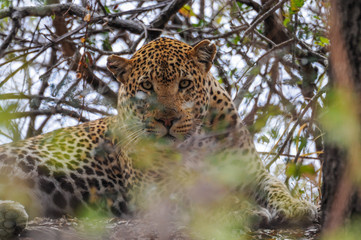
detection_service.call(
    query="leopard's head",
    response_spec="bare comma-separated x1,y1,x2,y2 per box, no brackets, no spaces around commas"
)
107,37,216,141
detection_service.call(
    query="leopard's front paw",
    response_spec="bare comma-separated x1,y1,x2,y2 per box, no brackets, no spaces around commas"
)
275,200,319,226
0,200,28,239
295,200,319,223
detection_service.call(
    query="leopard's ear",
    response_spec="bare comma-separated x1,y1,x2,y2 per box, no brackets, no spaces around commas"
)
107,55,132,84
189,40,216,73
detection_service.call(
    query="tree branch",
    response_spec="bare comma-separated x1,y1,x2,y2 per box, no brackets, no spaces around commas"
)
0,18,20,58
105,0,172,18
5,108,90,122
243,0,288,37
147,0,191,41
265,89,325,169
48,10,118,107
82,67,118,107
0,3,144,34
0,93,111,116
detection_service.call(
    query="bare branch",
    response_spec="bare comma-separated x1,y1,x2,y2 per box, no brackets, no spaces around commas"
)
265,89,325,169
82,67,118,107
243,0,288,37
148,0,191,41
4,108,90,122
0,93,111,116
259,151,321,160
0,3,144,34
236,0,262,11
0,18,20,58
105,0,172,18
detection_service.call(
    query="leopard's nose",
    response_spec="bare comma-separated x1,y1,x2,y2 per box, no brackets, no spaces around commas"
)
155,117,180,129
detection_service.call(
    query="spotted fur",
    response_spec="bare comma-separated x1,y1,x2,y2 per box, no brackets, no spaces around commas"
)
0,38,317,238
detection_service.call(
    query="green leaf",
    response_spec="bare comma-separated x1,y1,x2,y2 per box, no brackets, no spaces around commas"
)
294,136,307,152
0,0,10,8
179,4,195,18
270,128,278,139
229,68,237,77
319,36,330,45
103,5,110,14
299,164,316,175
293,0,305,8
286,163,315,179
232,35,241,45
283,17,291,27
258,135,270,144
286,163,298,178
102,38,112,51
315,41,325,47
290,0,305,13
236,1,243,9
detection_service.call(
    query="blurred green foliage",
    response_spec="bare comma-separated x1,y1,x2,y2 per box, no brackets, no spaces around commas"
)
324,218,361,240
320,89,360,148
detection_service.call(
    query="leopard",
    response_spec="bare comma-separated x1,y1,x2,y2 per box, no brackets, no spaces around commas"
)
0,37,318,239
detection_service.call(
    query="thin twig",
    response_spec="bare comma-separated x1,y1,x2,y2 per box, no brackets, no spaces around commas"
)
238,38,294,82
266,89,325,169
0,22,87,88
0,3,144,34
243,0,288,37
233,38,295,107
103,0,171,18
296,38,328,62
83,44,132,55
4,108,90,122
234,1,276,47
259,151,322,160
0,49,39,67
0,18,20,58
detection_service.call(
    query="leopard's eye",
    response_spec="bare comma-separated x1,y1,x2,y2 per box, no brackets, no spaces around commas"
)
140,81,153,90
179,79,192,89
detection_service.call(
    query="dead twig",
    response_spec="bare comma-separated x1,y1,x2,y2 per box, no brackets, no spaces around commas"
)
0,18,20,58
4,108,90,122
266,89,325,169
243,0,288,37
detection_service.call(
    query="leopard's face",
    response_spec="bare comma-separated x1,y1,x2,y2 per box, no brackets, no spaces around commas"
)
107,38,216,141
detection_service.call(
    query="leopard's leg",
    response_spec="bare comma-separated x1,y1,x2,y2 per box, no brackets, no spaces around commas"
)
215,143,318,227
255,170,318,226
180,127,319,227
227,126,319,226
0,200,28,239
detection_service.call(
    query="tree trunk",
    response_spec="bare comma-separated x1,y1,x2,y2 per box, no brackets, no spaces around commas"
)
322,0,361,230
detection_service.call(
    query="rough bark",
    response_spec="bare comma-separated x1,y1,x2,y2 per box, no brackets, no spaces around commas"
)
322,0,361,230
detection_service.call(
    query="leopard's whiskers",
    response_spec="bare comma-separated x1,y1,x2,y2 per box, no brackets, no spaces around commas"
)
118,128,145,149
122,129,146,150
